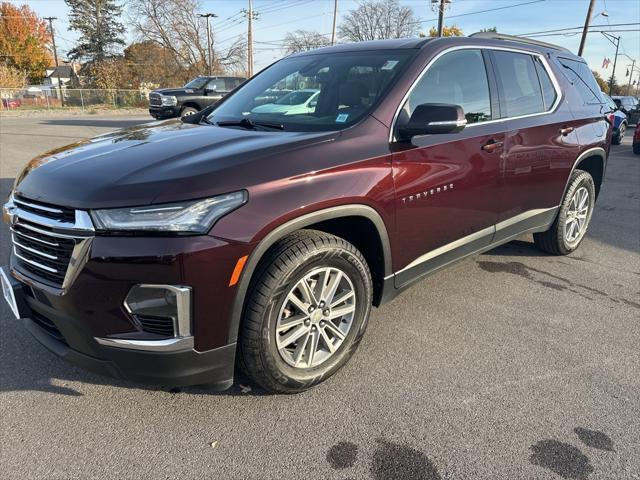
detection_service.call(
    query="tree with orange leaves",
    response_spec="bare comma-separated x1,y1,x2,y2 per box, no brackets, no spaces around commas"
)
0,2,53,82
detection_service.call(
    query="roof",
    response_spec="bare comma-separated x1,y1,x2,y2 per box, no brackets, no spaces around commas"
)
290,34,576,58
46,66,74,78
291,38,433,56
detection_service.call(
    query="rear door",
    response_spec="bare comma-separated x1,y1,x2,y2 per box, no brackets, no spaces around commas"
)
489,49,582,240
391,48,505,286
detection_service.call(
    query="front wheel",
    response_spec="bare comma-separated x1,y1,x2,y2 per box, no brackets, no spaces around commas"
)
238,230,372,393
534,169,596,255
180,106,199,117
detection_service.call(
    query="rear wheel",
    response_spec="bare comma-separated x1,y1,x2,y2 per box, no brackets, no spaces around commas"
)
238,230,372,393
534,169,596,255
633,142,640,155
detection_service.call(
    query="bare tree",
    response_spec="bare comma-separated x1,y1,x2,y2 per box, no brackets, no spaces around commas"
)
338,0,419,42
283,30,331,54
128,0,245,76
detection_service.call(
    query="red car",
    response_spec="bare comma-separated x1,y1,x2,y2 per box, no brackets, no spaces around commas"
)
1,98,22,108
2,34,609,392
633,123,640,154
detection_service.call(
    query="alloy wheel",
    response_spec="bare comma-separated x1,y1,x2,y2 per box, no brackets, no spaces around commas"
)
565,186,590,243
276,267,356,369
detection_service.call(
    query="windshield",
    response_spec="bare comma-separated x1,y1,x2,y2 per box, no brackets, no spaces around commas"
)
207,50,414,131
184,77,209,89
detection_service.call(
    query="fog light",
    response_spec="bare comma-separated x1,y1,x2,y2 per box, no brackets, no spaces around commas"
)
124,285,191,337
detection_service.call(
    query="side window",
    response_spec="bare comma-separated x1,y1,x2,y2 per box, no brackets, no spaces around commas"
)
533,57,558,110
206,78,227,91
557,57,603,105
403,49,492,124
491,51,545,117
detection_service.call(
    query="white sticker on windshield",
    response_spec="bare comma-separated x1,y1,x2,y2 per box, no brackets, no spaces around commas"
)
381,60,399,71
335,113,349,123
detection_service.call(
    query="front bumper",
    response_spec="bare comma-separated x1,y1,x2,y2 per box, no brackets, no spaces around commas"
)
3,265,236,388
149,106,179,118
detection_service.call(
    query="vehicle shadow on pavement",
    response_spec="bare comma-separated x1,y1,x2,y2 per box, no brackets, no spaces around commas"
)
326,439,443,479
39,118,152,129
529,428,614,479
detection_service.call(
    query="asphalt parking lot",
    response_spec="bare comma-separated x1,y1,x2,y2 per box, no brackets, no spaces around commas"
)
0,114,638,479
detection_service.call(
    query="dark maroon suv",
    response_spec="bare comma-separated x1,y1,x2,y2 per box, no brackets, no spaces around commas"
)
2,34,611,393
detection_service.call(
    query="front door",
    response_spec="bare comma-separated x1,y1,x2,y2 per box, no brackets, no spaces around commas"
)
391,48,505,287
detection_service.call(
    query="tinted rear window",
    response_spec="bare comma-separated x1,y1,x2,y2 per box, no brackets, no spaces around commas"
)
557,57,603,105
491,51,545,117
533,57,558,110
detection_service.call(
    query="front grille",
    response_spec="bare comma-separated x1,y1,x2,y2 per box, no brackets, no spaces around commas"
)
7,196,94,290
136,315,175,337
31,310,68,345
149,93,162,106
12,221,75,285
14,195,75,222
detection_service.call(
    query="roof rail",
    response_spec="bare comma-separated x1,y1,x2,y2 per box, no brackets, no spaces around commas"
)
469,32,571,53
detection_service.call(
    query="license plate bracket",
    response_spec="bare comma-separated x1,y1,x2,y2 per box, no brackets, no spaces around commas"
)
1,267,30,319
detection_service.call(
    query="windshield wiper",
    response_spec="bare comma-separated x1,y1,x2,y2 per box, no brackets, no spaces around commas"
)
216,118,285,131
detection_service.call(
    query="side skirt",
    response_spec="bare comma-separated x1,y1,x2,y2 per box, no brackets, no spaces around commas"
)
380,207,558,303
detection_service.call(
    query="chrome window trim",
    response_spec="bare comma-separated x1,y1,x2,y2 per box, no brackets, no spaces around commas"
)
389,45,564,142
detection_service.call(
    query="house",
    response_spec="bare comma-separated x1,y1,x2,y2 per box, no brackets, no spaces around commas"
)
44,65,80,88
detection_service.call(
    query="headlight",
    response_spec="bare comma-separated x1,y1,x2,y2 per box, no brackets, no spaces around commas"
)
90,191,247,234
161,95,178,106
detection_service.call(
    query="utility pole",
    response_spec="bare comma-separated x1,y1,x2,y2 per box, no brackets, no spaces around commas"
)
198,13,217,76
626,60,636,95
44,16,64,107
578,0,596,56
431,0,450,37
243,1,259,77
331,0,338,46
602,32,621,94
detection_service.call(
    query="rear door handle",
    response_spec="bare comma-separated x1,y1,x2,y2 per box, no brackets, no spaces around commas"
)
559,126,575,136
481,140,504,153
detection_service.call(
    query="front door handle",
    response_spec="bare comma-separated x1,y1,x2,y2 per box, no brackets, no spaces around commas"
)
559,126,575,136
481,140,504,153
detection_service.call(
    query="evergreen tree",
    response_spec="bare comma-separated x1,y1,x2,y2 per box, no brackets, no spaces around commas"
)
65,0,125,63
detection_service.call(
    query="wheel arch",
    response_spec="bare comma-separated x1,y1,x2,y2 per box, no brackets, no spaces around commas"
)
180,102,201,112
567,147,606,199
226,205,393,344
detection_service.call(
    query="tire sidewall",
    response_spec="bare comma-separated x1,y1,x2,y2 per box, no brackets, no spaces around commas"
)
258,246,372,390
180,107,198,117
556,171,596,253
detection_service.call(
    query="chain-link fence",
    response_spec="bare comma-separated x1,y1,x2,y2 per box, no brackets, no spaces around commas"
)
0,88,149,112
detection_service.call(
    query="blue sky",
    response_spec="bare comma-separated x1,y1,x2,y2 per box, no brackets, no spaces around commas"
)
15,0,640,86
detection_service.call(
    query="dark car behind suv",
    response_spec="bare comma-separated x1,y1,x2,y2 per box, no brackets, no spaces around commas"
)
2,34,611,393
148,75,245,119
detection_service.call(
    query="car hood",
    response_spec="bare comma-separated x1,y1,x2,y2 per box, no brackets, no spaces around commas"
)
151,88,199,96
14,120,337,209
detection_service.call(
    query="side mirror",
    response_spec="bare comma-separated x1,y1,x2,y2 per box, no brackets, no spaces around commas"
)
309,100,318,108
397,103,467,141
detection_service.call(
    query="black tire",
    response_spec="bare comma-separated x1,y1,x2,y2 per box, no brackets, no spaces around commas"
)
180,106,199,117
534,169,596,255
238,230,373,393
633,142,640,155
612,123,626,145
